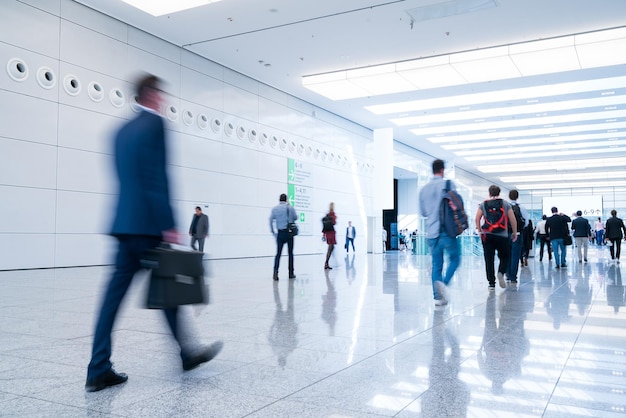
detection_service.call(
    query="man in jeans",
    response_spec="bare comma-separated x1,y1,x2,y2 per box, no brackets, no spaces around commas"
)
419,159,460,306
545,207,572,269
507,190,529,283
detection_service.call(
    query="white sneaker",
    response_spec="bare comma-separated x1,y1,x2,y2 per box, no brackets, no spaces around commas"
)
435,281,447,301
434,298,448,306
497,272,506,288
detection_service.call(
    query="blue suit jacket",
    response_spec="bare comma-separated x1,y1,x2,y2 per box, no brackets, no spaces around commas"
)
110,110,175,237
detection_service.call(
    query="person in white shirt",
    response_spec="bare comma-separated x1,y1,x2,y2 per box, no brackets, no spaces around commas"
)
534,215,552,261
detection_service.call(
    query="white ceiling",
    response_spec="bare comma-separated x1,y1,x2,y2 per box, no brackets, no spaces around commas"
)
74,0,626,192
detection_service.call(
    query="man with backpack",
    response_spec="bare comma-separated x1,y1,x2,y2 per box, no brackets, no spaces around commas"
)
507,190,529,283
418,159,462,306
475,185,518,290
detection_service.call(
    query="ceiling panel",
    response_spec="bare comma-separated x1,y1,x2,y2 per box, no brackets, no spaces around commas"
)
74,0,626,191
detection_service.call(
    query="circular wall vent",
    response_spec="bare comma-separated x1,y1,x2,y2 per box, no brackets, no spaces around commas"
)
248,129,258,142
211,118,222,133
237,125,246,139
182,110,194,126
110,88,125,107
259,132,268,145
297,143,305,155
270,135,278,148
7,58,28,81
87,81,103,102
197,114,208,130
63,74,81,96
224,122,234,136
36,67,55,89
166,105,178,121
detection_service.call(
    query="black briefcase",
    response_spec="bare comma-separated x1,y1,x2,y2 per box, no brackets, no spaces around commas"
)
141,246,208,309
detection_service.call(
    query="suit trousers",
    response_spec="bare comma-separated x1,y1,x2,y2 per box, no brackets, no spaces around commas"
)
190,236,206,252
87,235,190,380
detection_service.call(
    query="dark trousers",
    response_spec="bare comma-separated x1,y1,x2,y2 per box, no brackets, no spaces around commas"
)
609,238,623,260
190,236,205,252
538,234,552,260
481,234,510,285
87,236,188,380
345,237,355,252
273,230,294,274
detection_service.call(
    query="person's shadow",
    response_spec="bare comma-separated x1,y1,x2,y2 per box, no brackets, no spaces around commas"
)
607,264,624,313
478,290,530,394
268,280,298,368
420,310,470,416
321,269,337,336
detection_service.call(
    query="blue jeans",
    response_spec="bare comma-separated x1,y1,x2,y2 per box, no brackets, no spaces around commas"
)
508,233,523,280
551,238,566,266
273,230,294,274
427,232,460,300
596,230,604,245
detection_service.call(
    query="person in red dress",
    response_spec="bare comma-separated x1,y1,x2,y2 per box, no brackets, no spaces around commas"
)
323,202,337,269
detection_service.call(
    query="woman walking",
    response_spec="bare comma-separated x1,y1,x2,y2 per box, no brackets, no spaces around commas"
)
322,202,337,269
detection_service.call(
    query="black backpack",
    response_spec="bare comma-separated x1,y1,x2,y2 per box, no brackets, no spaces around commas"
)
440,180,469,237
482,199,508,233
509,204,525,233
322,214,334,232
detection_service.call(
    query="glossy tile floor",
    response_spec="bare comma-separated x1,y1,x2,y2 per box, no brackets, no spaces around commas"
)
1,245,625,417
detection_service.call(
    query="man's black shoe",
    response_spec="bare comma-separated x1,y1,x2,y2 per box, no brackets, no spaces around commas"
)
273,272,279,281
183,341,224,371
289,274,296,279
85,369,128,392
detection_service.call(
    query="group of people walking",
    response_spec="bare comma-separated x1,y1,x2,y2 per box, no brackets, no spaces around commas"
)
418,158,626,307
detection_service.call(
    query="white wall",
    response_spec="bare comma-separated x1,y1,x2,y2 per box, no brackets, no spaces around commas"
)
0,0,376,269
396,179,418,233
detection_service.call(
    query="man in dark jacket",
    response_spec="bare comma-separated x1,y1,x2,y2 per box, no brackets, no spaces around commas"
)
86,75,222,392
605,209,626,262
571,211,592,263
545,207,572,269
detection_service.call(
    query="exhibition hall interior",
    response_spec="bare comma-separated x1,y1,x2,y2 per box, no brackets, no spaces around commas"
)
2,0,626,416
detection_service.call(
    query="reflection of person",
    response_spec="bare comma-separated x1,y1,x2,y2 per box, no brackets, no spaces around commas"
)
86,75,222,393
571,211,591,263
545,207,572,269
574,264,592,315
478,291,530,394
594,217,605,246
189,206,209,252
606,264,624,313
268,280,298,367
322,202,337,270
419,159,461,306
475,185,518,290
605,210,626,262
321,269,337,335
344,253,356,285
269,193,298,281
544,272,573,329
421,310,470,417
534,215,552,262
345,221,356,253
382,227,387,253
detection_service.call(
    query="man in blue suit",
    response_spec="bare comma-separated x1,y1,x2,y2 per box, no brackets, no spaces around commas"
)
86,74,222,392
